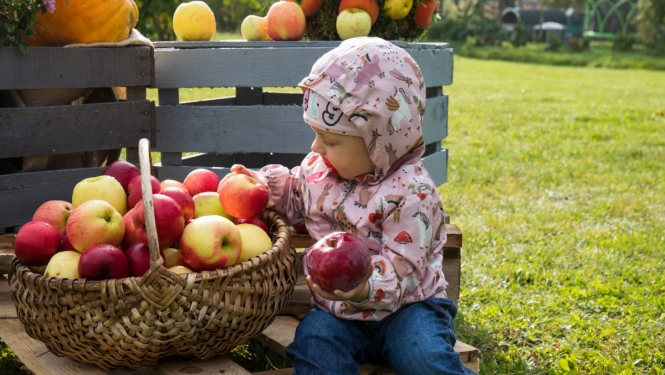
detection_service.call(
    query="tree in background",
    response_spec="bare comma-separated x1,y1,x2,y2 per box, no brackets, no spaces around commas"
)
637,0,665,54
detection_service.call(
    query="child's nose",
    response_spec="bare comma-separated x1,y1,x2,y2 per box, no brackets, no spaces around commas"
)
311,137,323,154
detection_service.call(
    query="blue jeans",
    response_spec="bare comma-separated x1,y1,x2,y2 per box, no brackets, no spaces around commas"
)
284,298,477,375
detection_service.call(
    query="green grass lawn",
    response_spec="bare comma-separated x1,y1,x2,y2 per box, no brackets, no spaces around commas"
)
444,57,665,373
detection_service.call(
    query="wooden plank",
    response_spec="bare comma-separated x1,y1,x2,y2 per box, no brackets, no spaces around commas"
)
154,355,251,375
0,101,154,158
0,46,154,90
0,275,17,318
422,147,448,187
0,168,104,229
153,43,452,89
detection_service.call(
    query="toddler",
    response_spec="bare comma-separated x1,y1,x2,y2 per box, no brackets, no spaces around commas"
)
229,37,475,375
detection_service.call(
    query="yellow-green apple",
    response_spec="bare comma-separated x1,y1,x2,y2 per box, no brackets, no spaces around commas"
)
236,217,269,234
241,15,270,41
44,251,81,279
218,173,269,219
193,191,235,220
160,179,190,194
414,0,440,29
133,194,185,250
339,0,379,24
304,231,371,293
169,265,194,274
160,187,195,222
172,0,217,41
102,160,140,193
28,265,47,274
14,221,60,266
161,247,187,268
183,168,220,197
266,1,306,41
122,208,142,249
336,9,372,40
236,223,273,262
66,200,125,253
78,244,130,280
127,175,161,209
383,0,413,20
72,175,128,215
301,0,323,16
179,215,242,271
32,200,72,232
59,230,76,251
125,243,152,277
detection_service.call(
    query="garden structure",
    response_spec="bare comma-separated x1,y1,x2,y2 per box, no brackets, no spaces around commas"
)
0,41,479,374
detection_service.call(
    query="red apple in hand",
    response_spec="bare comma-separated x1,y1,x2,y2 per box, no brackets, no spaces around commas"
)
133,194,185,250
160,187,195,222
183,168,220,197
236,217,269,234
66,200,125,253
125,243,152,277
179,215,242,271
127,175,161,209
78,244,129,280
15,221,61,266
32,200,72,232
305,231,372,293
218,173,269,219
102,160,141,193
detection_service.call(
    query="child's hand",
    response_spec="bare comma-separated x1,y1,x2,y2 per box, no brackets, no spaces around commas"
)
222,164,268,186
306,266,373,303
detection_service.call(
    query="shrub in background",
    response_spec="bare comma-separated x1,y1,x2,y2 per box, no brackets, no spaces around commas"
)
544,32,562,51
612,31,635,51
510,22,531,47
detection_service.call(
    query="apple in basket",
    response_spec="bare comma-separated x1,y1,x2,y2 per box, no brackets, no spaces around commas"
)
236,223,273,262
193,191,235,220
183,168,220,197
44,250,82,279
160,179,189,194
160,187,195,222
122,208,142,249
14,220,61,266
218,173,269,219
305,231,372,293
161,247,188,269
236,217,269,234
127,174,161,210
78,244,130,280
72,175,128,215
66,200,125,253
179,215,242,271
125,243,152,277
31,200,72,232
102,160,140,193
133,194,185,250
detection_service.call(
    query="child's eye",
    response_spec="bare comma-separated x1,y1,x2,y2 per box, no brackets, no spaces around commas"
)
321,138,332,147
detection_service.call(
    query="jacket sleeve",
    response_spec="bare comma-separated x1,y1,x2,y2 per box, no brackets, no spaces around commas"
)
349,192,447,312
257,163,306,226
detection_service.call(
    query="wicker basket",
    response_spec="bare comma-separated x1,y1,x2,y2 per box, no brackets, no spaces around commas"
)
8,138,298,370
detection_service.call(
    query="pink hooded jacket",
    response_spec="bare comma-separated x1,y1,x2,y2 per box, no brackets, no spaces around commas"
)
258,37,448,321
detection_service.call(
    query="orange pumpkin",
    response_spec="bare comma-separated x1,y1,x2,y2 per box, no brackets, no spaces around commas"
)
27,0,139,46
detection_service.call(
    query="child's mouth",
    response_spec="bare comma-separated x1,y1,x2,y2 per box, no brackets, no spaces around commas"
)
321,157,338,174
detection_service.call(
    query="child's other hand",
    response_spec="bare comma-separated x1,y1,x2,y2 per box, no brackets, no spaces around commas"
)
306,266,372,303
222,164,268,186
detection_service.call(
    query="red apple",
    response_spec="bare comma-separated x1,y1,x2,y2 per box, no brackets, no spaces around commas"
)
179,215,242,272
218,173,269,220
414,0,440,29
14,221,61,266
133,194,185,250
32,200,72,232
305,231,371,293
339,0,379,24
59,230,76,251
125,243,152,277
236,217,269,234
160,179,190,194
183,168,220,197
301,0,323,16
127,175,161,209
266,1,306,41
292,221,308,234
161,247,187,268
102,160,141,193
78,244,129,280
122,208,142,249
160,187,195,222
66,200,125,253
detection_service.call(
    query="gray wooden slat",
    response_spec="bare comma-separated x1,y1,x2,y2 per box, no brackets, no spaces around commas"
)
0,101,154,159
422,147,448,186
154,97,447,154
153,40,450,50
153,44,453,88
0,168,104,229
0,46,153,90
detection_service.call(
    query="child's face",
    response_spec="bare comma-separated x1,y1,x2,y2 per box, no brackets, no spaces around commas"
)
310,127,374,180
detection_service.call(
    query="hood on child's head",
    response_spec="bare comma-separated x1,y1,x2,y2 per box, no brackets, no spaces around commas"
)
299,37,427,186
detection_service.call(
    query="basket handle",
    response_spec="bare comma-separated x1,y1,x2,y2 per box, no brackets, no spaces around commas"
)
138,138,162,264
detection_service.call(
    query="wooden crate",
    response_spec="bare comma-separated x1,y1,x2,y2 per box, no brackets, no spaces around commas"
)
150,41,451,187
0,46,155,233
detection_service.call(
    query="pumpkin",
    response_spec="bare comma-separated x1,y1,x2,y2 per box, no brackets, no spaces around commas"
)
27,0,139,46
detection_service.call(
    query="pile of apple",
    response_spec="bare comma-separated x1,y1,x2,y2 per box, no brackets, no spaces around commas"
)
240,0,441,42
14,161,274,280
